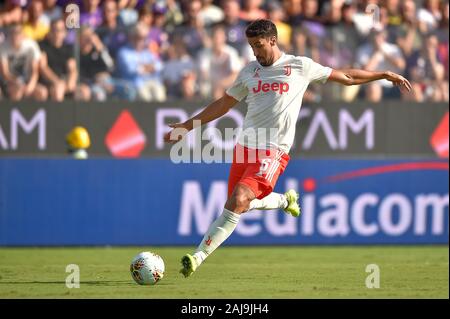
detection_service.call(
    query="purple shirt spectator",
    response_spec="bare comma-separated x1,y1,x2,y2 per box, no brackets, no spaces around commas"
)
97,26,128,58
80,9,102,28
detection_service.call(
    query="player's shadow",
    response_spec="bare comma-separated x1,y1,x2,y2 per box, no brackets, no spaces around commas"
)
0,280,132,286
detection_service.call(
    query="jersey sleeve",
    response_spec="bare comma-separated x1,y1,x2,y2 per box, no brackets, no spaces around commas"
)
225,67,248,101
302,57,332,84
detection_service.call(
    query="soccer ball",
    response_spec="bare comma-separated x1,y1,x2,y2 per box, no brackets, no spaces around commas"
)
130,252,165,285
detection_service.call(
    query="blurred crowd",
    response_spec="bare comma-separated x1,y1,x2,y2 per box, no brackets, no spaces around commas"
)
0,0,448,103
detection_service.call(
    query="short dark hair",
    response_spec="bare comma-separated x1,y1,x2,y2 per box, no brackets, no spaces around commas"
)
211,22,226,33
245,19,278,39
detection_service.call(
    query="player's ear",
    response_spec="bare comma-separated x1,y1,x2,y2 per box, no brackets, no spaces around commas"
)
269,36,277,46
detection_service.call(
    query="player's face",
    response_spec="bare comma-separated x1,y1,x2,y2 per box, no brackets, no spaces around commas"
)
247,36,276,66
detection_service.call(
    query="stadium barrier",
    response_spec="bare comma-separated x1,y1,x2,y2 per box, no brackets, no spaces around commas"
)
0,158,448,245
0,101,448,245
0,101,448,158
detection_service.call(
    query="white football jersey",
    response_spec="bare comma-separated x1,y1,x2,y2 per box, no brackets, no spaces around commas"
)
226,53,332,153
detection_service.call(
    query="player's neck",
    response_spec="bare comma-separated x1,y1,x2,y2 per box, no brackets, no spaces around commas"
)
263,49,283,67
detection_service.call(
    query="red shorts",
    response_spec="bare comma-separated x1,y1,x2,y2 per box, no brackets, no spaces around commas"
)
228,144,290,199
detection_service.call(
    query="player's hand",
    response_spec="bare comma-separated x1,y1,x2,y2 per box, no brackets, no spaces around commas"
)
384,71,412,92
164,123,190,144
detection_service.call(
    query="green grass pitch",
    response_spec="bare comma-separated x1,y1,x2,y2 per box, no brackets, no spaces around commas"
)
0,246,448,298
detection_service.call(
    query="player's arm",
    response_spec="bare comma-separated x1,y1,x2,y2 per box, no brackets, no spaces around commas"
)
164,93,239,144
328,69,412,92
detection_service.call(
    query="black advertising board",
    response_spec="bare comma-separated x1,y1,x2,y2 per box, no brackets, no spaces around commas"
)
0,100,447,158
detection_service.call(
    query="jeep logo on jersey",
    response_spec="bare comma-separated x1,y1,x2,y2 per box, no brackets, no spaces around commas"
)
252,80,289,94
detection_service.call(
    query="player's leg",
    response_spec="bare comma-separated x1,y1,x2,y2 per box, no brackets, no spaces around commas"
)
247,150,300,216
180,147,248,277
248,192,288,210
194,183,254,264
180,183,254,278
248,190,300,217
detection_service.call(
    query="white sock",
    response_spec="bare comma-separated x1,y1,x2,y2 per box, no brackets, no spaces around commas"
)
193,208,240,265
248,192,288,211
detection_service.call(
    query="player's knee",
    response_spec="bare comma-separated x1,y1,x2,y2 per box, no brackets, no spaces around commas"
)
225,185,254,214
225,196,249,214
235,193,251,211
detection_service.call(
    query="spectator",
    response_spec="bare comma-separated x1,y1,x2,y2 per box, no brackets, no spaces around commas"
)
291,25,322,103
96,0,128,59
174,0,208,57
319,33,352,70
199,0,224,27
43,0,63,22
39,18,77,101
418,0,442,33
436,0,449,92
118,0,139,27
80,0,103,29
352,0,386,36
283,0,303,26
292,26,319,60
60,1,78,45
385,0,402,27
239,0,267,23
267,1,292,52
197,23,241,99
163,0,184,33
396,0,422,57
301,0,321,23
137,3,169,58
436,0,449,45
162,33,197,100
56,0,81,8
0,0,445,104
0,0,25,27
152,1,170,29
150,2,170,54
0,24,47,101
221,0,248,53
319,32,353,101
322,0,345,25
356,26,406,102
23,0,50,41
116,23,166,102
384,0,403,42
332,0,361,55
406,33,447,102
79,26,115,101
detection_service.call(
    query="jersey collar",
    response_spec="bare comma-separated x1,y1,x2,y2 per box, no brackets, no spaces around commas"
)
257,52,285,68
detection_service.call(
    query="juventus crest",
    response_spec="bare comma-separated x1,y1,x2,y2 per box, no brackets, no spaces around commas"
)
253,67,260,78
284,65,292,76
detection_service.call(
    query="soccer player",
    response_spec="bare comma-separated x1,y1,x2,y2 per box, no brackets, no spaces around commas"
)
164,19,412,277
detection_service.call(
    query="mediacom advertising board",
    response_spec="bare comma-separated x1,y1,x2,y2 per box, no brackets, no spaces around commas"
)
0,159,447,245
